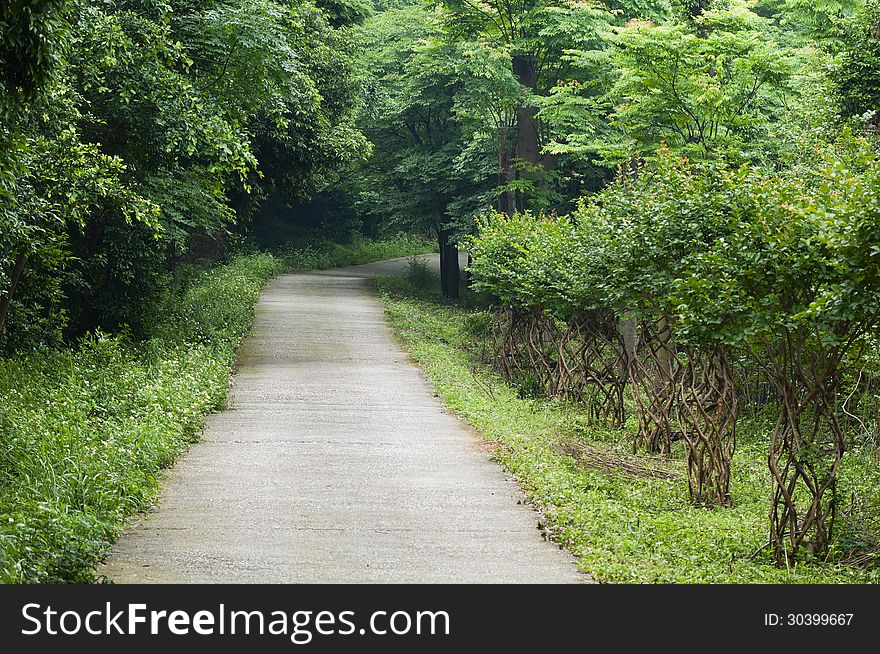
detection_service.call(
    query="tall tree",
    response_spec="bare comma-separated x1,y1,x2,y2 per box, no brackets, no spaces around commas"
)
354,4,495,295
436,0,617,211
1,0,370,347
835,0,880,134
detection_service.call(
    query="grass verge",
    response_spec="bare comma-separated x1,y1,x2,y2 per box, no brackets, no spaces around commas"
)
0,254,280,583
374,270,880,583
0,234,432,583
280,233,435,271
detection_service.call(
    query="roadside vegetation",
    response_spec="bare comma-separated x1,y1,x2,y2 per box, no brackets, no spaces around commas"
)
1,0,434,583
280,234,435,272
356,0,880,578
0,236,431,583
375,267,880,583
5,0,880,584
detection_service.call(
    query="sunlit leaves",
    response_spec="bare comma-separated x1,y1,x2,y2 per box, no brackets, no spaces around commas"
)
606,3,792,164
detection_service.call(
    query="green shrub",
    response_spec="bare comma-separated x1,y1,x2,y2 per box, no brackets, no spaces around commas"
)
0,254,279,583
148,254,282,354
374,279,880,583
0,236,432,583
404,256,435,289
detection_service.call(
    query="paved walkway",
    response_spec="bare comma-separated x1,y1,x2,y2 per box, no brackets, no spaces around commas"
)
101,255,585,583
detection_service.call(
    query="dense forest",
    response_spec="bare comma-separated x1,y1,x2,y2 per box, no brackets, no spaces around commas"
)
359,0,880,574
1,0,374,350
5,0,880,342
2,0,880,581
0,0,429,582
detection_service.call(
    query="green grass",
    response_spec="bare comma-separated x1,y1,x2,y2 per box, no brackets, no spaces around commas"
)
0,233,432,583
280,233,435,271
373,272,880,583
0,254,281,583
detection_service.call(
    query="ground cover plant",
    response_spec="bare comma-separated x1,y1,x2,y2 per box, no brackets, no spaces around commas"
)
375,268,880,582
0,234,432,583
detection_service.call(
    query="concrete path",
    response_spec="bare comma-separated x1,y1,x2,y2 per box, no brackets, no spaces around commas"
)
101,255,585,583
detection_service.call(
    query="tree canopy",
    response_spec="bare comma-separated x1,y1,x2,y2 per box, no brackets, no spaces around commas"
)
4,0,880,570
1,0,367,346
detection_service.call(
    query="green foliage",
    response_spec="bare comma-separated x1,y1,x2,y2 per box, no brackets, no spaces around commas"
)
148,254,281,349
0,233,433,582
315,0,373,26
403,255,437,290
468,150,738,329
467,210,585,316
1,0,370,350
0,253,278,583
4,0,880,583
279,233,434,271
672,138,880,348
347,0,879,251
834,0,880,130
470,138,880,349
375,277,880,582
467,133,880,564
242,2,369,201
778,0,858,44
1,83,158,347
606,3,792,164
352,0,635,233
0,0,70,120
352,4,498,237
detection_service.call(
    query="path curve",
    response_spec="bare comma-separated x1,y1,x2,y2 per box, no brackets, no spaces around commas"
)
101,255,585,583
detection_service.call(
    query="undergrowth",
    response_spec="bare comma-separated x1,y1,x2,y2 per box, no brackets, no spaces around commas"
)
0,234,431,583
374,272,880,583
0,254,279,583
280,233,435,271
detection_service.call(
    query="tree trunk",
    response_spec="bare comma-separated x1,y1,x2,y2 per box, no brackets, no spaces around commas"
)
630,314,680,455
438,229,448,297
498,125,516,215
512,55,540,171
512,55,546,212
0,252,28,337
438,228,460,299
654,314,675,392
618,312,637,378
445,243,460,299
